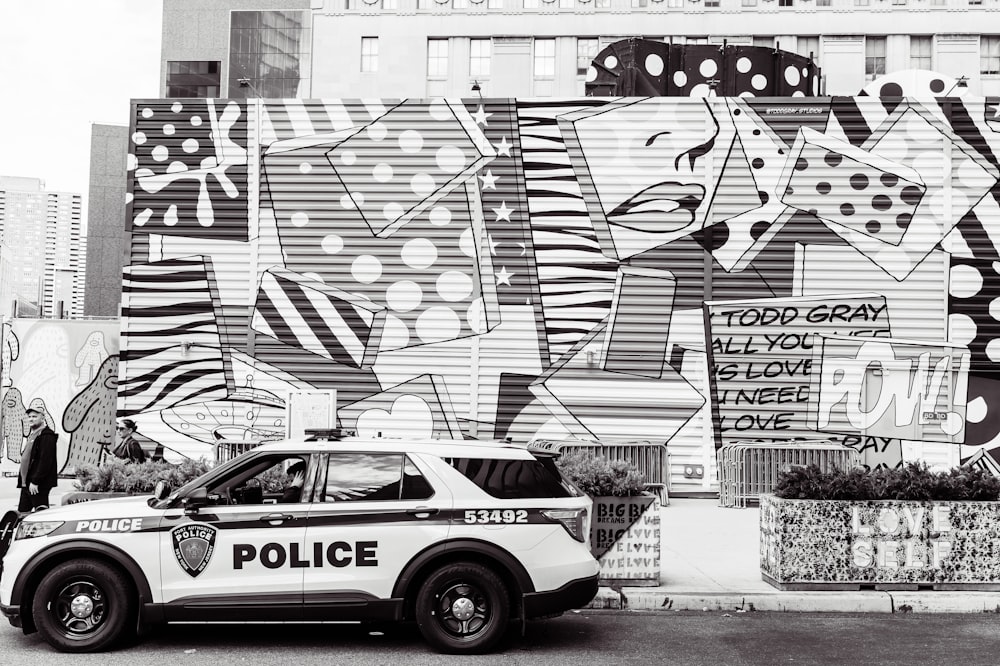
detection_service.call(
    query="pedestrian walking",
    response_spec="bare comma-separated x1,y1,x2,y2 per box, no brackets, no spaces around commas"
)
112,419,146,464
17,407,58,512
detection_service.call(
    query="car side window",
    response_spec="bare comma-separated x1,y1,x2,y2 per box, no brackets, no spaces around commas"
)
323,453,433,502
207,454,309,505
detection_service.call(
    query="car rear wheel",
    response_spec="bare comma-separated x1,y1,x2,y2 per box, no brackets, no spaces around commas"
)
31,559,135,652
415,561,509,654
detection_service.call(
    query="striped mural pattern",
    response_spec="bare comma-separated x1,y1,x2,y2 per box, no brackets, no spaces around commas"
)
516,100,618,362
251,268,385,369
119,257,231,415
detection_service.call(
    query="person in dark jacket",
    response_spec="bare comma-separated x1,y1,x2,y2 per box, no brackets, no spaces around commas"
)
17,407,58,512
112,419,146,464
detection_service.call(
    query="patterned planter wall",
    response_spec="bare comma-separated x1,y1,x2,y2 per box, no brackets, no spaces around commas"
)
592,495,660,586
760,494,1000,590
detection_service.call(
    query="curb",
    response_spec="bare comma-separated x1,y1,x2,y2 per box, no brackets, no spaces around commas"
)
586,588,893,613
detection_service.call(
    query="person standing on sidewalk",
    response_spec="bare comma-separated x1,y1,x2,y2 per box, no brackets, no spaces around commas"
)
17,407,58,512
112,419,145,464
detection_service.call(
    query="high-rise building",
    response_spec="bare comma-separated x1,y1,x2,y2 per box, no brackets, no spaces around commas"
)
159,0,1000,98
0,176,84,318
84,124,130,317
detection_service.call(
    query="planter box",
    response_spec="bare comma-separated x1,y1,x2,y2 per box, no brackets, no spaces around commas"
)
592,495,660,586
61,492,131,505
761,494,1000,590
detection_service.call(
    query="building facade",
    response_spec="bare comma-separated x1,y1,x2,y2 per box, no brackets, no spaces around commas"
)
160,0,1000,98
84,124,130,317
0,177,84,318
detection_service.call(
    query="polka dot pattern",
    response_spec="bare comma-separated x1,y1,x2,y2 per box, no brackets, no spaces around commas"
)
783,136,926,245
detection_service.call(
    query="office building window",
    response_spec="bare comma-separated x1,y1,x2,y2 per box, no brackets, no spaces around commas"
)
577,38,599,75
361,37,378,72
470,38,491,77
534,38,556,77
753,36,773,48
166,61,221,97
428,39,449,77
779,0,793,5
855,0,870,5
595,0,611,5
742,0,758,5
229,10,310,98
797,36,819,60
488,0,502,6
911,36,932,70
892,0,906,4
524,0,539,7
453,0,468,7
866,36,887,80
970,0,983,5
632,0,648,6
382,0,398,8
560,0,575,6
705,0,720,6
983,35,1000,74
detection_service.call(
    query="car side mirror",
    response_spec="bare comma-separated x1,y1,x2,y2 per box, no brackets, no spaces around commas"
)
182,487,209,514
153,481,170,501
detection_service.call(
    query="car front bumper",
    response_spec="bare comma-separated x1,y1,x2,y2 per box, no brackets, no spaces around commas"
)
522,574,599,618
1,603,21,628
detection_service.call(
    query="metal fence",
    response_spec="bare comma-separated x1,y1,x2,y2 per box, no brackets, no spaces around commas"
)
717,441,860,508
531,438,670,505
213,440,266,464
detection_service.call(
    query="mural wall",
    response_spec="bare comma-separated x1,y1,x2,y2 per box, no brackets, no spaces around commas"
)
123,96,1000,491
0,319,120,476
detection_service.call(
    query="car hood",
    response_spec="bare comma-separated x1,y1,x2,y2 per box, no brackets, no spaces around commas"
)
21,495,158,522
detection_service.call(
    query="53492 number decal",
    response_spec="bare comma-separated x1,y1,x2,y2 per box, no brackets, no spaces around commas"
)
464,509,528,524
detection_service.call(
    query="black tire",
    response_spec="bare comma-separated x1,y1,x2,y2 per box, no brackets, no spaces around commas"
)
31,559,135,652
414,561,510,654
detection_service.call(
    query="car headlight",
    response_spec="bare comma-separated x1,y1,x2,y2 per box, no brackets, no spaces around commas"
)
15,521,63,540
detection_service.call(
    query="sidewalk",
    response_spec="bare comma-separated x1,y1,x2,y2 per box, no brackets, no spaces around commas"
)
588,497,1000,614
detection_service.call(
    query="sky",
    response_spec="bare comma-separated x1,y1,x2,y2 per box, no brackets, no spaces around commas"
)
0,1,163,207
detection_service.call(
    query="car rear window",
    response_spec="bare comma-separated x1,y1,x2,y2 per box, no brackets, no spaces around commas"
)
446,457,581,499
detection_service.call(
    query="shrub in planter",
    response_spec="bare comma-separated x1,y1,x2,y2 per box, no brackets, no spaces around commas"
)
73,458,211,494
762,463,1000,590
773,462,1000,501
556,452,659,586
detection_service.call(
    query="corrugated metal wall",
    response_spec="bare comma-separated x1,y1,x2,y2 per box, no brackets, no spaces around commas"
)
119,96,1000,493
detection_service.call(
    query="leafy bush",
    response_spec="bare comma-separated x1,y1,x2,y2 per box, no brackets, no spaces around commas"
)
773,462,1000,501
74,458,211,494
555,451,647,497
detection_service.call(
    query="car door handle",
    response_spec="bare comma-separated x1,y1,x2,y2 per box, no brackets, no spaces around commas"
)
406,507,439,519
260,513,295,524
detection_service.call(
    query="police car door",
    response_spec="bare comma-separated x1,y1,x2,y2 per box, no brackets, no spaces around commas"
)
158,452,313,620
302,451,452,618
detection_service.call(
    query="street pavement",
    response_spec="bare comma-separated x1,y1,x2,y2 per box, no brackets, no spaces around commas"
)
5,611,1000,664
3,477,1000,615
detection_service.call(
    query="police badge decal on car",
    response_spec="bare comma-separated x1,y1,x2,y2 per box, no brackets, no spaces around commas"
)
171,523,218,577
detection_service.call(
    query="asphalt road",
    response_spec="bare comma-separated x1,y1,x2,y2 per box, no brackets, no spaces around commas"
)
3,610,1000,665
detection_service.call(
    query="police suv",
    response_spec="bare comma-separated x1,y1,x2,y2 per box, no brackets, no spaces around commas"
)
0,435,599,654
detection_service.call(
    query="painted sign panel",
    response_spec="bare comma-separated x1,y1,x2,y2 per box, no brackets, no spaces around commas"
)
1,319,119,475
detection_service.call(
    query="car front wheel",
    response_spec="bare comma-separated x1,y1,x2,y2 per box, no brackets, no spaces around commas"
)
415,561,510,654
31,559,135,652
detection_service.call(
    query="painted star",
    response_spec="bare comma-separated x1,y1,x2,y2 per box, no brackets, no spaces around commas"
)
517,242,526,256
492,201,514,223
488,233,499,255
493,136,512,157
473,105,492,127
993,104,1000,119
479,169,499,190
495,266,513,287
